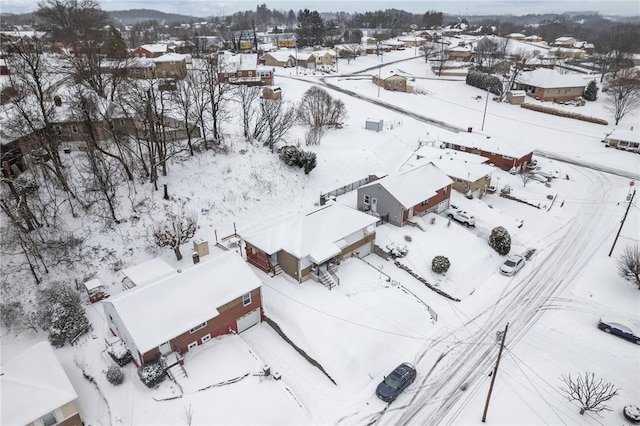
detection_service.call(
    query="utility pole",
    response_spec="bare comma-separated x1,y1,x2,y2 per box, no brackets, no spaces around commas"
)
608,188,635,257
481,86,490,131
482,322,509,423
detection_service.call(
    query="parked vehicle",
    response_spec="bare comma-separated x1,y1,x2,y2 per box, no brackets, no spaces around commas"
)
597,319,640,344
536,170,555,180
447,206,476,227
529,173,550,183
376,363,417,402
500,254,525,276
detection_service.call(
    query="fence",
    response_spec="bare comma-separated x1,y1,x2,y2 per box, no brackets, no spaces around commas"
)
320,176,372,204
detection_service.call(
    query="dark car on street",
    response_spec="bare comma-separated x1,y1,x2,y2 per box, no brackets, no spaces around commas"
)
598,319,640,345
375,362,416,402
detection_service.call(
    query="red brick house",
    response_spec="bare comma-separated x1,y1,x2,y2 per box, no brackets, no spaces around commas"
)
242,203,379,286
103,251,263,366
356,162,453,227
132,43,170,58
514,68,588,102
216,52,274,85
440,133,534,172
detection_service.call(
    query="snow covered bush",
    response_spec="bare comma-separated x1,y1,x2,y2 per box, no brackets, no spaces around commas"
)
107,340,133,366
624,405,640,423
488,226,511,255
583,80,598,101
432,256,451,274
138,360,166,388
278,146,317,174
105,365,124,386
617,244,640,289
37,285,90,348
386,242,408,258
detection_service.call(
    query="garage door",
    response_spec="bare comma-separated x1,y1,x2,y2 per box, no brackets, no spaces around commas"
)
236,308,260,333
357,241,372,257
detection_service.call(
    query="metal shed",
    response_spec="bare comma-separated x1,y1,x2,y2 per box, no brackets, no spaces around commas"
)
365,118,384,132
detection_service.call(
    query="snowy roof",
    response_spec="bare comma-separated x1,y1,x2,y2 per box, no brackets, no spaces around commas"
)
219,52,258,72
381,39,405,46
264,50,295,62
152,53,187,63
242,203,379,258
507,33,526,39
414,145,488,164
121,257,175,287
311,49,336,58
515,68,587,89
398,36,427,43
440,132,535,159
361,162,453,208
1,342,78,425
84,278,103,291
605,128,640,144
427,158,494,182
138,43,168,53
107,251,262,354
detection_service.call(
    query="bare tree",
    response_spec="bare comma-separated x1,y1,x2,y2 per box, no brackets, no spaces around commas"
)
171,74,206,156
519,168,531,187
259,99,296,152
198,58,232,145
298,86,346,131
233,84,260,141
183,404,194,426
605,67,640,125
560,372,619,415
153,201,198,261
617,244,640,288
595,23,640,80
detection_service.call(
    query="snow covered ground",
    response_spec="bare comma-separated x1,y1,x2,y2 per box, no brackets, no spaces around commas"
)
2,47,639,425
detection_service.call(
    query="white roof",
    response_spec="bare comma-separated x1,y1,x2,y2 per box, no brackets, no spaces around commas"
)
84,278,103,291
218,52,258,72
606,128,640,144
311,49,336,58
152,53,187,63
428,158,494,182
264,50,295,62
441,132,535,159
415,145,488,164
1,342,78,425
362,162,453,208
242,203,379,258
121,257,175,287
139,43,168,53
515,68,587,89
107,252,262,354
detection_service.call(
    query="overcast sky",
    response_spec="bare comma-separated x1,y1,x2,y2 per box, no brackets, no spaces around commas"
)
1,0,638,17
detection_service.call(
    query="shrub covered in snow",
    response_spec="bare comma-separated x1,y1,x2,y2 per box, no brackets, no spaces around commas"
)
386,242,408,258
37,285,90,347
138,360,166,388
105,365,124,385
432,256,451,274
107,340,133,366
488,226,511,255
624,405,640,423
279,145,317,174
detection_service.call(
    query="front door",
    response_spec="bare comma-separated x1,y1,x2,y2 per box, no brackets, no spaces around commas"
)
371,197,378,213
159,341,171,355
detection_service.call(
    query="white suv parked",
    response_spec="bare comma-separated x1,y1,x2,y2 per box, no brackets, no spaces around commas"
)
447,205,476,227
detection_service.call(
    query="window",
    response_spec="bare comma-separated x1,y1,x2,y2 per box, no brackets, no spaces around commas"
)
41,410,58,426
189,321,207,334
248,71,253,76
421,200,428,206
71,125,78,133
363,194,370,205
187,341,198,350
242,292,251,306
502,155,514,160
201,334,211,343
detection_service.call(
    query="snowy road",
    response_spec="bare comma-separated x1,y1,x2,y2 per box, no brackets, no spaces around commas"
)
386,166,619,425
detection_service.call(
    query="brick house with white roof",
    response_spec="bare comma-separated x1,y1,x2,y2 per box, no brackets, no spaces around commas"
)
514,68,588,102
216,52,274,85
132,43,169,58
103,251,263,366
242,202,378,287
356,162,453,227
439,133,534,171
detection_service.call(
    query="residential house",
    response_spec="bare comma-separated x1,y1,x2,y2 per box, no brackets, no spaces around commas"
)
549,47,586,59
103,251,263,366
446,44,473,62
416,31,436,42
439,133,535,171
524,35,543,43
132,43,169,58
506,33,526,40
120,257,176,290
260,50,296,68
356,162,453,227
242,202,379,285
216,52,274,85
310,49,336,66
372,71,415,93
603,128,640,152
152,53,188,79
380,39,405,50
553,36,576,47
1,341,83,426
261,85,282,100
295,52,316,69
398,36,428,47
514,68,588,102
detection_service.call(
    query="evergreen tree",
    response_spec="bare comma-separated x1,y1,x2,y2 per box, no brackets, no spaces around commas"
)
488,226,511,255
583,80,599,101
297,9,325,47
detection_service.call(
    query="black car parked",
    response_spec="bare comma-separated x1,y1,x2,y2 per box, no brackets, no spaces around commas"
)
375,362,417,402
598,319,640,345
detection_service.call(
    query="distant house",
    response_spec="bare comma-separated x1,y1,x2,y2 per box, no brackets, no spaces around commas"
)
603,128,640,152
216,52,274,85
132,43,169,58
439,133,535,171
356,162,453,227
549,47,586,59
152,53,188,79
104,251,263,366
295,51,316,69
514,68,588,102
310,49,336,66
260,50,296,68
372,71,415,93
506,33,526,40
1,342,83,426
446,44,472,62
261,85,282,100
553,36,576,47
380,39,405,50
242,202,379,285
398,36,428,47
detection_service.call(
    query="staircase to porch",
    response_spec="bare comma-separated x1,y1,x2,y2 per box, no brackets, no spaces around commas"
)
167,362,188,381
319,271,337,290
407,216,428,231
270,264,283,277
